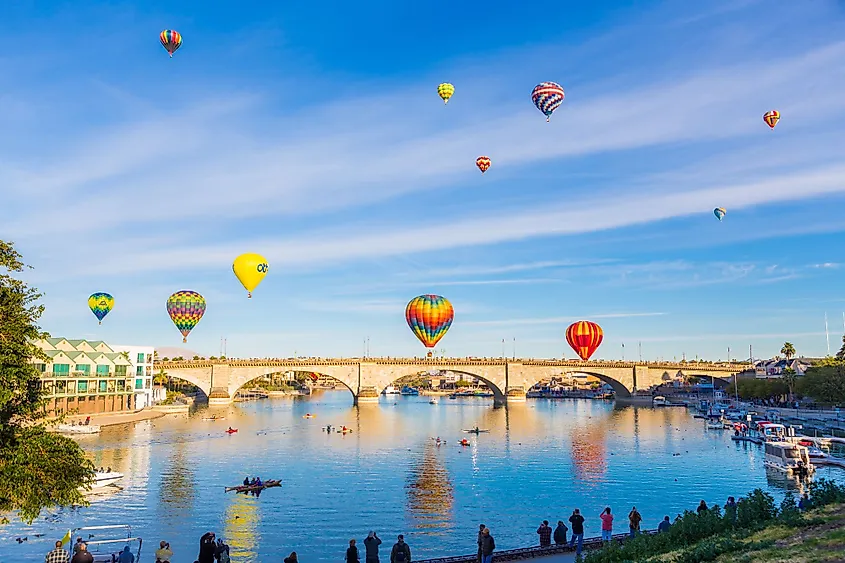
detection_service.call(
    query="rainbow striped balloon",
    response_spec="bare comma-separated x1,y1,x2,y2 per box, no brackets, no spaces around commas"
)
531,82,565,122
166,290,206,342
406,295,454,348
566,320,603,361
160,30,182,57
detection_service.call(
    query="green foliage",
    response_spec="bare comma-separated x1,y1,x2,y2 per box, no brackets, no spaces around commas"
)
735,490,777,528
736,378,787,400
808,478,845,506
777,493,801,526
780,342,796,360
796,364,845,405
0,240,93,523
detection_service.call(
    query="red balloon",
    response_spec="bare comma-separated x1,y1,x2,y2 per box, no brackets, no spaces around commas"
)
566,321,604,360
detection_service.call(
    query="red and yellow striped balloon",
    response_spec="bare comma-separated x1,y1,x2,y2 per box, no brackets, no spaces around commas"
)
566,320,603,361
476,156,491,174
405,295,454,348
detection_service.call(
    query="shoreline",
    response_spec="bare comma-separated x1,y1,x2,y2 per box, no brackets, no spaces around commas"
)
49,408,166,427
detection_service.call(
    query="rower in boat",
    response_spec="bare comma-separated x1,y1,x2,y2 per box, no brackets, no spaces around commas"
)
243,476,250,487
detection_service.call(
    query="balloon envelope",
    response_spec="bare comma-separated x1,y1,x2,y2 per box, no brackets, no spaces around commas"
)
166,290,206,342
714,207,726,221
160,30,182,57
88,292,114,325
233,253,269,298
566,320,604,361
476,156,491,174
763,110,780,129
531,82,565,122
437,83,455,104
406,295,454,348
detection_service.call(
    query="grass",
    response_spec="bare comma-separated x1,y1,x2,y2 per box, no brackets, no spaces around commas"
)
640,504,845,562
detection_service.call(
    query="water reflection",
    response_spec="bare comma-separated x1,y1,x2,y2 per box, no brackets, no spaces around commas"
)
406,441,454,532
223,491,260,561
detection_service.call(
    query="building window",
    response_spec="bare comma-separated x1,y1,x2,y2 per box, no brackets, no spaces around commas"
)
35,363,46,372
107,380,116,393
78,381,88,393
54,364,70,376
76,364,90,374
115,365,127,376
117,380,125,391
136,366,143,376
135,379,143,390
137,353,145,364
98,380,107,393
96,365,110,376
67,381,76,394
145,379,151,389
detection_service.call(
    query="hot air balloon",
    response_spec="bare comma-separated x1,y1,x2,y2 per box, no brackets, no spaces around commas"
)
406,295,454,348
166,290,206,343
160,30,182,57
233,253,269,298
763,110,780,129
437,83,455,104
88,292,114,325
714,207,726,221
566,320,603,361
475,156,491,174
531,82,565,122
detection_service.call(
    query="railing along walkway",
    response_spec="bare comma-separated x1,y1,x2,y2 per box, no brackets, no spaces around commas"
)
415,530,657,563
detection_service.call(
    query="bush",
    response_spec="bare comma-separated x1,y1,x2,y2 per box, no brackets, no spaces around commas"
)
808,478,845,507
778,493,801,526
735,489,776,529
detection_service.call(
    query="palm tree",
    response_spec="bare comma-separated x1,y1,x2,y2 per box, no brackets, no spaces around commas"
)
781,368,797,402
781,342,796,361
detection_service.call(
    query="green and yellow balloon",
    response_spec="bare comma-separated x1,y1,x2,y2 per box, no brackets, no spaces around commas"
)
88,292,114,325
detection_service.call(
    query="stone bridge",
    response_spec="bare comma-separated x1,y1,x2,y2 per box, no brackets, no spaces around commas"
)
156,358,748,406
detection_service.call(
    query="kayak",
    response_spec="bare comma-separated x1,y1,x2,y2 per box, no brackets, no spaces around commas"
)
463,429,489,433
203,417,226,421
225,429,238,434
224,479,282,493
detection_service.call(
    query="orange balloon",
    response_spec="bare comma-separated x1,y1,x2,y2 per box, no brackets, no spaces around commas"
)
475,156,491,174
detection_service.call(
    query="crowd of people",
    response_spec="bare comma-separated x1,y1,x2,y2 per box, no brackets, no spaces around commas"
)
44,492,819,562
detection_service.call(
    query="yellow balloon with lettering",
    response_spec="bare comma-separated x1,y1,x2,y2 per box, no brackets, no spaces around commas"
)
233,253,269,298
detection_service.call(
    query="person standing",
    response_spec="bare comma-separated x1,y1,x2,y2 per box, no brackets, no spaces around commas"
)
658,516,671,533
117,546,134,563
347,539,360,563
553,521,568,545
476,524,486,563
724,497,737,522
480,528,495,563
599,507,613,542
198,532,216,563
155,540,173,563
697,500,708,515
390,535,411,563
628,506,642,538
364,531,382,563
536,520,552,547
45,540,70,563
568,510,585,558
70,544,94,563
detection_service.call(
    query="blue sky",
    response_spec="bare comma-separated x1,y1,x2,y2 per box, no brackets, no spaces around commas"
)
4,0,845,361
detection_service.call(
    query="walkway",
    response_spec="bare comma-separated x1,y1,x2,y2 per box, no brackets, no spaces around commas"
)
57,408,165,427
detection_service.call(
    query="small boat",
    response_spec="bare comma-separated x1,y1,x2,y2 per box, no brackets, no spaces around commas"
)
383,385,401,395
400,386,419,396
448,395,457,400
56,423,101,435
463,428,490,433
459,439,470,446
429,398,438,404
70,525,141,563
225,428,238,434
303,414,317,419
652,396,667,406
80,471,124,491
202,416,226,421
705,421,725,430
225,479,282,493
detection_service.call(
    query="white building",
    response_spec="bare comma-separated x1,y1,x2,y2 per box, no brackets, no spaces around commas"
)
110,344,155,408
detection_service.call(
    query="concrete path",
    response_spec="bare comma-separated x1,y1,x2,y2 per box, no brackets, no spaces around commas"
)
56,408,165,427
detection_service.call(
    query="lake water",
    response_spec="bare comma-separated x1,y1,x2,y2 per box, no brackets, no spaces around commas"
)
3,393,844,563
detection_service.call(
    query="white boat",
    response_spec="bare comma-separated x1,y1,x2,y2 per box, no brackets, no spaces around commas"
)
70,525,142,563
56,423,101,435
85,471,124,490
763,441,814,476
652,396,667,406
383,385,400,395
429,398,438,404
706,421,726,430
806,446,829,462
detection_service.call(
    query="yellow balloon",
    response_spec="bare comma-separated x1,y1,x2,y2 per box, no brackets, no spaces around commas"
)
232,253,269,298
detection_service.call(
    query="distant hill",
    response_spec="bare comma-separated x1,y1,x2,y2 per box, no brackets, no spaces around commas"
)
155,346,202,359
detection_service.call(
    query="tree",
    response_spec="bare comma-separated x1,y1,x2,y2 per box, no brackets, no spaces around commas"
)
781,342,796,361
781,368,798,402
837,335,845,361
797,359,845,406
0,240,93,523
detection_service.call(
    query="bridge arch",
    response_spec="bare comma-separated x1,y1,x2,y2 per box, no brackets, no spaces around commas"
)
232,369,358,400
527,370,633,398
378,369,507,406
155,366,214,399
